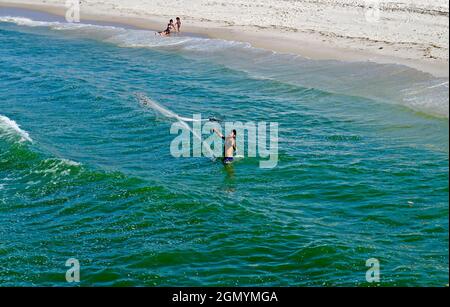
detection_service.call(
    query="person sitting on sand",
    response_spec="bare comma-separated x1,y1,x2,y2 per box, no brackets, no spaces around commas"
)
175,17,182,32
158,19,176,36
169,19,177,31
212,128,237,165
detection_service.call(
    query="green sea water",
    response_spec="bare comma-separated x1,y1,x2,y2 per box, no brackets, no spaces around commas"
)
0,12,448,286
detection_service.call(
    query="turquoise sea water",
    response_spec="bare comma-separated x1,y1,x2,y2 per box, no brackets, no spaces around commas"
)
0,11,448,286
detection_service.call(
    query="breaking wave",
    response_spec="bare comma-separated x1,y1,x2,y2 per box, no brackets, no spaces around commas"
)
0,114,33,143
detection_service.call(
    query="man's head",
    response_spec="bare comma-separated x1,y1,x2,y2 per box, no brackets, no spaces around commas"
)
176,17,180,21
170,19,174,23
232,129,237,138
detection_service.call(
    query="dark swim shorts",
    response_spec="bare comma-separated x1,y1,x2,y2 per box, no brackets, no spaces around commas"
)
223,157,234,165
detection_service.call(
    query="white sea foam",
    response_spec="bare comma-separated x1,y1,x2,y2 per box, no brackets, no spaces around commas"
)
35,158,81,176
0,114,33,143
0,16,51,27
1,16,448,118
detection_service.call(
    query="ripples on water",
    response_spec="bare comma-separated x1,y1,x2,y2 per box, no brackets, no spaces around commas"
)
0,14,448,286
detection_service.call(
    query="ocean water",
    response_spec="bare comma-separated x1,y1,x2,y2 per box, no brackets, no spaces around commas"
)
0,11,448,287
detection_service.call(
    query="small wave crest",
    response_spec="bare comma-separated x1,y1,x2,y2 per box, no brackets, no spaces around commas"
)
33,158,82,177
0,114,33,143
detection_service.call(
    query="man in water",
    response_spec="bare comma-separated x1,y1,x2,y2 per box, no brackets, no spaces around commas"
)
212,128,237,165
175,17,182,32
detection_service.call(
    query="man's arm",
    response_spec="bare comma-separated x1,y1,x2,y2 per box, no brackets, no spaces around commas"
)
212,128,225,139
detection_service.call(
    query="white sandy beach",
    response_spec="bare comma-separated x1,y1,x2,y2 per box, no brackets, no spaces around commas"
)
0,0,449,77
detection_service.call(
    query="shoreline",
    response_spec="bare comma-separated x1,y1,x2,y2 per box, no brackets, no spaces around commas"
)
0,1,448,78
